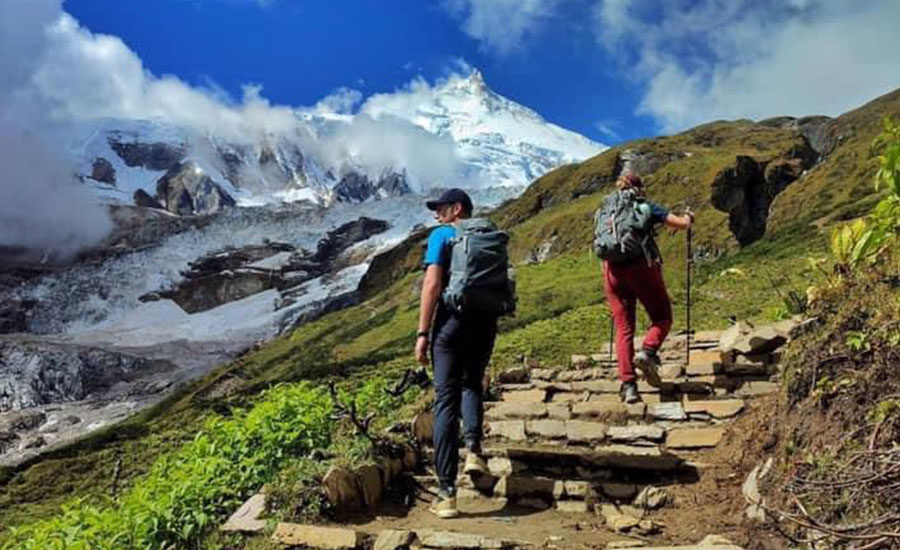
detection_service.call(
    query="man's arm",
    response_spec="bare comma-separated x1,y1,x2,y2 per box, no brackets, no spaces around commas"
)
664,212,693,230
415,264,444,365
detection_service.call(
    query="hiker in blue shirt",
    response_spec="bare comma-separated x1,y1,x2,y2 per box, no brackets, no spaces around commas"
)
416,188,496,519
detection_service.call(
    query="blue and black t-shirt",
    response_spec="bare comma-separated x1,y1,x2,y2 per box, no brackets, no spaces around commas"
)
647,201,669,226
423,225,456,271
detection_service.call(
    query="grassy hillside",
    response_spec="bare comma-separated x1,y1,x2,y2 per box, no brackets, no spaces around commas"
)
2,88,899,544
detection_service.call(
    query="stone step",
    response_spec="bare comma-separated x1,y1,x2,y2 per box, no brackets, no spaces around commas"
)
496,376,772,405
485,418,729,451
221,493,267,533
271,523,363,549
484,443,684,472
485,399,746,423
415,529,515,549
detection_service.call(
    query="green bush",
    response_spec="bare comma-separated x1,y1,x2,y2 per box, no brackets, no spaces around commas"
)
2,383,333,550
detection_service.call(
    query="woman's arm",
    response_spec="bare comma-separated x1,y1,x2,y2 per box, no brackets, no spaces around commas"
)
663,212,694,230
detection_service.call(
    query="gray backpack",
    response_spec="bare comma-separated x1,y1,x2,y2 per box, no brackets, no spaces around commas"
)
593,189,655,263
442,218,516,316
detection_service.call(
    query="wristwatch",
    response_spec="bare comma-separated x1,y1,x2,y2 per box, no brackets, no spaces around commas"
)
417,330,429,339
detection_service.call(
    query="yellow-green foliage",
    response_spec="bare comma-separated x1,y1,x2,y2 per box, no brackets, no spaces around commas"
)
2,376,421,550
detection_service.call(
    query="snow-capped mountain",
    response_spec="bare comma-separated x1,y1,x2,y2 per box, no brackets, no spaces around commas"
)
71,70,605,213
362,69,602,188
2,70,605,459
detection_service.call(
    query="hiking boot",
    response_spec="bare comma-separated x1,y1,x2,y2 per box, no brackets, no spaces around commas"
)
620,381,641,404
463,451,489,477
429,488,459,519
634,348,662,387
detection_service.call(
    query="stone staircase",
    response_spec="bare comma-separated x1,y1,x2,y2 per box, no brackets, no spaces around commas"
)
220,319,799,549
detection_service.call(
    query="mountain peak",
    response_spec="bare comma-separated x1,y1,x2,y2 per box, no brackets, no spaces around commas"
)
467,68,487,93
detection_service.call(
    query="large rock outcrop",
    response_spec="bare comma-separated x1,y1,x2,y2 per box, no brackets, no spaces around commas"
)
333,171,411,203
155,162,236,216
710,144,816,246
108,136,186,171
143,217,390,313
0,336,175,412
90,157,116,185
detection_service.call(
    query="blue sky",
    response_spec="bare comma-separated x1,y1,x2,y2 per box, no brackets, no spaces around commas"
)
13,0,900,146
63,0,647,144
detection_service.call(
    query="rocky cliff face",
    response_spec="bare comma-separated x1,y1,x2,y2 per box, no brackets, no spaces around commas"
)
710,144,816,246
140,217,389,313
0,336,175,413
154,162,237,216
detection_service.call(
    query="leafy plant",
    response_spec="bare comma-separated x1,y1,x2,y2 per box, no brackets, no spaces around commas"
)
845,330,871,352
830,219,881,274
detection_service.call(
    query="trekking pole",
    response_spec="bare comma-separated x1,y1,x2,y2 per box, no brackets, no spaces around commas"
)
685,221,693,368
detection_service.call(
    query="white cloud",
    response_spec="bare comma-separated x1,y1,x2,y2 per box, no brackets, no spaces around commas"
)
593,0,900,132
593,120,621,141
0,0,112,260
311,87,364,115
444,0,567,56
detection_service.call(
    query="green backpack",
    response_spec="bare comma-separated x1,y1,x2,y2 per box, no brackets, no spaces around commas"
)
593,189,655,263
442,218,516,316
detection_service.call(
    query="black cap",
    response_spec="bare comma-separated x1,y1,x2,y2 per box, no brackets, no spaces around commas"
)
425,188,473,214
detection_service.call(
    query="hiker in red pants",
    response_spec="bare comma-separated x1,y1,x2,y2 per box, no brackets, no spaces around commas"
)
597,173,693,404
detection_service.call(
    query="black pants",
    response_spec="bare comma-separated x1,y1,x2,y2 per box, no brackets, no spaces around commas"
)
431,306,497,490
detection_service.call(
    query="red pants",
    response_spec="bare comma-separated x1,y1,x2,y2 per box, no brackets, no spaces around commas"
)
603,260,673,383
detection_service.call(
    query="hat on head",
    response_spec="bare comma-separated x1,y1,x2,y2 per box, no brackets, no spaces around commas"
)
425,188,473,214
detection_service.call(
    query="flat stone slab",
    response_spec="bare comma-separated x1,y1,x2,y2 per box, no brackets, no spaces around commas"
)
548,403,573,420
417,530,507,549
486,402,548,420
747,326,787,354
271,523,362,549
375,529,415,550
526,419,567,439
660,363,685,379
573,401,645,419
487,456,528,476
688,350,725,366
501,389,546,403
666,427,726,449
488,420,527,441
493,474,559,499
592,445,683,471
685,362,721,376
571,380,620,393
557,500,591,513
551,392,590,403
221,493,266,533
683,399,745,418
607,425,666,443
648,402,687,421
530,368,558,381
558,368,615,382
566,420,608,443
